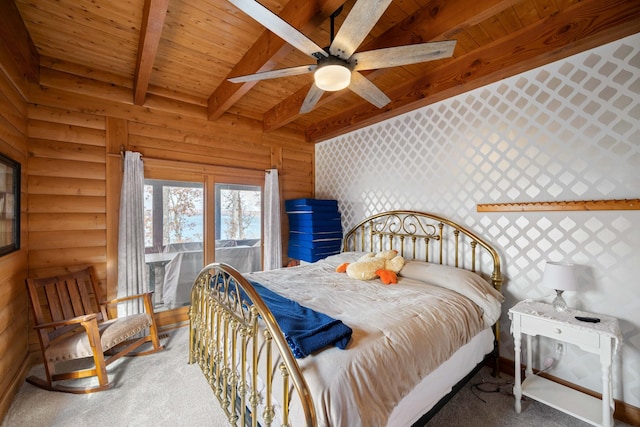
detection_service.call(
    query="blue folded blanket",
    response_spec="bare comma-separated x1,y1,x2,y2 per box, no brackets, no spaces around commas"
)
217,275,352,358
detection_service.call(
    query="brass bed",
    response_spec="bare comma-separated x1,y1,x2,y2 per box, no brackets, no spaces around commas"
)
189,210,502,426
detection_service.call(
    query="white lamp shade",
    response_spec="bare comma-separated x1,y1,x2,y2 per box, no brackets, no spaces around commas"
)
543,261,578,292
314,64,351,91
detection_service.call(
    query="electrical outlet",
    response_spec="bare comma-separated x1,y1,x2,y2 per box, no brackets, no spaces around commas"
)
556,342,566,355
543,357,555,368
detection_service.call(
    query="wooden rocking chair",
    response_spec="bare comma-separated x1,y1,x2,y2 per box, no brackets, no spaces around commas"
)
25,266,164,393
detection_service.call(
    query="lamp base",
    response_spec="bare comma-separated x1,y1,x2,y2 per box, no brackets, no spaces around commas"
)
552,290,568,312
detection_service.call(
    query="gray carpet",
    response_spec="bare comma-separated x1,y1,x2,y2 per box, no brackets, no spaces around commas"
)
2,327,630,427
2,327,226,427
424,367,630,427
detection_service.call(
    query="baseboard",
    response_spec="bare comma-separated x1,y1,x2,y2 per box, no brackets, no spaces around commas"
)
156,306,189,328
0,353,34,424
499,356,640,426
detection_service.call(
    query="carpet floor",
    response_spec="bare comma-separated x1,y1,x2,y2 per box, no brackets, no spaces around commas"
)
2,327,630,427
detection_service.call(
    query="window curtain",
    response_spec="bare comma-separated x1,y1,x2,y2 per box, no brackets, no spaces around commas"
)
264,169,282,270
117,151,147,316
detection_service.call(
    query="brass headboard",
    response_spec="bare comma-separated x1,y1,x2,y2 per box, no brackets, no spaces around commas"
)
342,210,502,292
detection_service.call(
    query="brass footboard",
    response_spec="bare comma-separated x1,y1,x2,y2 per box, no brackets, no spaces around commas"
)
188,263,316,427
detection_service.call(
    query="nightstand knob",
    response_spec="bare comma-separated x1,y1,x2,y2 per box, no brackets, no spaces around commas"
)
554,328,562,334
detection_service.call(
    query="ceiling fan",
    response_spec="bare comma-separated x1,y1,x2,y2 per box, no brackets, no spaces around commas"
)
227,0,456,113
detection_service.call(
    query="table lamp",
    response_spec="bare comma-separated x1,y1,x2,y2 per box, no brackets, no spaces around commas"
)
543,261,578,312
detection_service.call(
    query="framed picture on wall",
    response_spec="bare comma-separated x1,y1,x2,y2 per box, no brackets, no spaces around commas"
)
0,153,20,257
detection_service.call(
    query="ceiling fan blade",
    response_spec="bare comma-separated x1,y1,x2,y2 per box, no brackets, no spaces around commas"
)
228,0,327,59
300,84,325,113
228,64,317,83
348,71,390,108
352,40,456,71
330,0,393,60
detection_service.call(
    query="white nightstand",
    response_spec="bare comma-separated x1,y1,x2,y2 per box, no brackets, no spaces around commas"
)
509,301,621,427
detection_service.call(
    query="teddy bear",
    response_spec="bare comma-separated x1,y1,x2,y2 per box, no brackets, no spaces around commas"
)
336,250,405,284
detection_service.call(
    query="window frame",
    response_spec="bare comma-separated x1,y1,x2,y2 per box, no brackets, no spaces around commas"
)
143,162,264,267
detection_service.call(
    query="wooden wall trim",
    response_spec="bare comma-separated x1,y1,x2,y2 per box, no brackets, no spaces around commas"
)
156,306,189,328
105,117,125,301
477,199,640,212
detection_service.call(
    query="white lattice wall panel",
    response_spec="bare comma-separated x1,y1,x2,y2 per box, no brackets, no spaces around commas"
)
316,33,640,406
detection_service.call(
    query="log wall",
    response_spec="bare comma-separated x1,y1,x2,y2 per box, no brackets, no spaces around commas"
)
1,16,313,422
0,37,30,421
25,68,314,332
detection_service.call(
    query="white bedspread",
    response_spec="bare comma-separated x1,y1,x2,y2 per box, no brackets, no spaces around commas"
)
245,253,495,427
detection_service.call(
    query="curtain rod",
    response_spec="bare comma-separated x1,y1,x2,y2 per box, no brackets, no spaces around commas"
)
120,146,143,160
118,148,272,177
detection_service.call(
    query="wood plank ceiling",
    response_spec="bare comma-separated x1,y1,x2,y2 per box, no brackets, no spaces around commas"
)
13,0,640,142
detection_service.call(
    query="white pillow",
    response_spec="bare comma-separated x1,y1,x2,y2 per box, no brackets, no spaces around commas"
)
399,261,504,326
320,251,371,266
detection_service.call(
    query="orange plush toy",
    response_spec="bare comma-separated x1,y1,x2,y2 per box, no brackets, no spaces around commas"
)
336,262,349,273
375,269,398,285
335,250,404,285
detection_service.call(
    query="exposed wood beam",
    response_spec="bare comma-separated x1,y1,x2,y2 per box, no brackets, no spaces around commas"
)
134,0,169,105
0,0,39,97
305,0,640,142
207,0,345,121
263,0,521,132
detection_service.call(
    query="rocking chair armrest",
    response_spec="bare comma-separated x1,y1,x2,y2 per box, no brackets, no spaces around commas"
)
103,292,153,305
33,313,99,330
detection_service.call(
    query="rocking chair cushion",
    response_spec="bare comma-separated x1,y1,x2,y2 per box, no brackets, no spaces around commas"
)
46,313,152,362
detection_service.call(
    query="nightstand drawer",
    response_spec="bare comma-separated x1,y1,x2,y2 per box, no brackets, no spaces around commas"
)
520,315,600,348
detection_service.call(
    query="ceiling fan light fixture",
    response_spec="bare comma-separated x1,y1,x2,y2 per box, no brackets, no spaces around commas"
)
314,64,351,91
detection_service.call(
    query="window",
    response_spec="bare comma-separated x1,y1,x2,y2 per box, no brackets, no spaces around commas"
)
214,183,262,273
144,179,204,311
139,163,264,312
144,180,204,251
